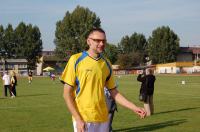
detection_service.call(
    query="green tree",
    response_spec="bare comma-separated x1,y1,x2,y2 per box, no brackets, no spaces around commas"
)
3,24,16,58
54,6,101,59
104,43,118,64
129,33,147,65
0,23,42,70
118,33,147,54
0,25,6,72
117,33,147,67
117,52,142,69
0,25,5,57
118,35,130,54
25,24,43,70
117,54,131,69
15,23,43,70
130,33,147,52
148,26,180,64
15,22,27,58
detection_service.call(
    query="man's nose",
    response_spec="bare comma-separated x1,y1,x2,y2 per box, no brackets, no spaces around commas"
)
99,41,105,46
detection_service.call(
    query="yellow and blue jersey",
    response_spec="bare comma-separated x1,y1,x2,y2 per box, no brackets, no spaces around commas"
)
61,51,116,122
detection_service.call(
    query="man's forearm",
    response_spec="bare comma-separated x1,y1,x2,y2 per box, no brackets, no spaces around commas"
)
63,85,83,121
110,89,137,111
110,88,146,118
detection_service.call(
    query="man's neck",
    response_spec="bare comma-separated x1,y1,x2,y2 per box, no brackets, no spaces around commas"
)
87,50,100,59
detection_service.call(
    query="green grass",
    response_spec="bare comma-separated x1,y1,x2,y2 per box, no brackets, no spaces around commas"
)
0,75,199,132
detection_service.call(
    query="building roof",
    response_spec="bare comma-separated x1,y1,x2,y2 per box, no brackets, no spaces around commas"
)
180,47,200,54
156,62,200,67
43,56,63,61
5,59,27,63
42,51,55,56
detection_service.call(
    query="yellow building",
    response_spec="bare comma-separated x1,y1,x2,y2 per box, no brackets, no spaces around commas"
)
156,62,200,74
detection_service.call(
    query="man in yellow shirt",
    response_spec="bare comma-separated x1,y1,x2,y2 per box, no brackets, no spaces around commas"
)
61,28,146,132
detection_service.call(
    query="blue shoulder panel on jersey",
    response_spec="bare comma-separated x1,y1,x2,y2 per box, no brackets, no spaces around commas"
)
74,51,88,72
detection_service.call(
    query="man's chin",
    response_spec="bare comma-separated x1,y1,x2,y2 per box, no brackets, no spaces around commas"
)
97,49,104,53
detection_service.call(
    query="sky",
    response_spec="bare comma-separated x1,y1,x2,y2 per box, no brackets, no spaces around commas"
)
0,0,200,50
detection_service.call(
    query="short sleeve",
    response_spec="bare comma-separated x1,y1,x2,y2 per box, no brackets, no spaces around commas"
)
61,55,76,87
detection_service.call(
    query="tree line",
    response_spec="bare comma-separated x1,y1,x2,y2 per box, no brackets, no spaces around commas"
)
1,5,180,70
54,6,180,68
0,22,43,70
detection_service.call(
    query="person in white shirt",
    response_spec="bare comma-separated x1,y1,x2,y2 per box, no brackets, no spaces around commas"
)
2,71,12,97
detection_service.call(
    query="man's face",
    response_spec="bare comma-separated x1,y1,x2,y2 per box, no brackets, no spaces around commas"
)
87,31,107,54
146,69,150,75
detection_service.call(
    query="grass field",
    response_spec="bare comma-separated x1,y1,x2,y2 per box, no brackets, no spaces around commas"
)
0,75,199,132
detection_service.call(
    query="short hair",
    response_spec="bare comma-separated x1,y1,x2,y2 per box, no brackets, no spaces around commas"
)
146,68,153,75
86,27,105,38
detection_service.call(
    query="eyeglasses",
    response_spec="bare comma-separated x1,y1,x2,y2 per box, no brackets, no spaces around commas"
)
89,38,107,43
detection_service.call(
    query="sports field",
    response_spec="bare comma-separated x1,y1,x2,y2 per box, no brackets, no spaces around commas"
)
0,75,199,132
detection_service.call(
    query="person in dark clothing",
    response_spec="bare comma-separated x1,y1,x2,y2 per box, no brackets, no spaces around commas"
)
28,71,33,84
137,68,156,116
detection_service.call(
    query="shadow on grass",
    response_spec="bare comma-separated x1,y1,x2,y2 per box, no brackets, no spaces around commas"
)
0,94,51,99
113,119,187,132
155,107,200,115
17,93,50,97
0,97,8,99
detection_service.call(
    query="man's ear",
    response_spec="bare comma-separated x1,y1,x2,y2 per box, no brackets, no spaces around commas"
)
87,38,91,46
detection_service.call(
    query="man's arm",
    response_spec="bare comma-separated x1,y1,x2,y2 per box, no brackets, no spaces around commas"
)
137,74,145,82
110,88,146,118
63,84,86,131
2,76,5,85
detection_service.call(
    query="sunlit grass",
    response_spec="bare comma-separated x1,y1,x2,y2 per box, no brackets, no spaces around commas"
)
0,75,199,132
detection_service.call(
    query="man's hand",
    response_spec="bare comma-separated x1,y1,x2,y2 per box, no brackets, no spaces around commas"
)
138,70,143,74
133,107,146,119
76,119,87,132
63,85,86,131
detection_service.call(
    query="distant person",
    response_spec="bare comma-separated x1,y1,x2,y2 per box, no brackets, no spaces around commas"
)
28,71,33,84
2,71,11,97
10,71,17,97
104,87,117,132
50,73,56,81
61,27,146,132
137,68,156,116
